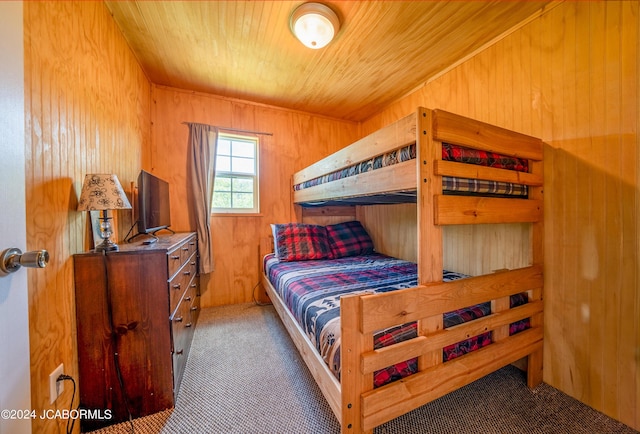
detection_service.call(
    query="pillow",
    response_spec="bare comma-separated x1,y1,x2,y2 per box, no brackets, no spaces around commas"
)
325,221,374,258
270,224,280,258
273,223,333,262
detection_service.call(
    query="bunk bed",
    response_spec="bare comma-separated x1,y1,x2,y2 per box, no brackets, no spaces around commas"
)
260,107,544,433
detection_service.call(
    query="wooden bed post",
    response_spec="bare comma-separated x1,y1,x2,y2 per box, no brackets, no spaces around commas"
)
416,107,443,283
527,157,544,388
416,107,444,370
341,294,373,434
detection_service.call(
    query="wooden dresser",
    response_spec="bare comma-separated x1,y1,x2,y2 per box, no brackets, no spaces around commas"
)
74,232,200,430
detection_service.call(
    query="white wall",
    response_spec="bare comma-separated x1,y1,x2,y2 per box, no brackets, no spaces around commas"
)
0,2,32,433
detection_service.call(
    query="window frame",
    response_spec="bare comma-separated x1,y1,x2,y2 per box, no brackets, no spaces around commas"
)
211,133,260,215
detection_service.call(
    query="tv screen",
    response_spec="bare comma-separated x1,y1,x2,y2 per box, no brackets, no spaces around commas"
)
137,170,171,235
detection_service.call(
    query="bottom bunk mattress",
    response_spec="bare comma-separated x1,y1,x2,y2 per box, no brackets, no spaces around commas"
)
264,252,529,388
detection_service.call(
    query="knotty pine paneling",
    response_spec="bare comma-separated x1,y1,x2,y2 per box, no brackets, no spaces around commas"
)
104,1,552,122
24,2,150,432
362,1,639,430
356,203,532,275
356,204,417,263
148,85,359,308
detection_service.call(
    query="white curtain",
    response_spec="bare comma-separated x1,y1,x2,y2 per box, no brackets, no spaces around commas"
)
186,123,217,274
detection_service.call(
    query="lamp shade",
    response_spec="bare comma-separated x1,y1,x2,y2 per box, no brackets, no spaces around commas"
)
290,2,340,49
77,174,131,211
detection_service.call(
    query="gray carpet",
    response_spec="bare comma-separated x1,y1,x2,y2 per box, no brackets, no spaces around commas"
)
89,303,638,434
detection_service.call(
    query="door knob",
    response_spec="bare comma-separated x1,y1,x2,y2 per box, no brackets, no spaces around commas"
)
0,248,49,276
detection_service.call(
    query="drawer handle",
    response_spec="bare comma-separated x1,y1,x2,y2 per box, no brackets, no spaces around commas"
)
182,247,189,251
171,255,180,260
190,283,197,288
189,242,195,246
190,261,196,266
174,316,183,323
184,296,192,302
190,306,198,312
173,283,181,290
176,349,184,355
185,322,193,328
183,271,191,276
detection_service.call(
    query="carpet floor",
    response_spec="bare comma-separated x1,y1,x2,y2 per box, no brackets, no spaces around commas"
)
89,303,638,434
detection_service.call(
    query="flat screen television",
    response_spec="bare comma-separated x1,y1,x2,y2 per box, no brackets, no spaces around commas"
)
137,170,171,235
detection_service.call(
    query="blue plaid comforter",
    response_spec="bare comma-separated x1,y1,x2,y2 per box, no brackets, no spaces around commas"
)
265,253,532,387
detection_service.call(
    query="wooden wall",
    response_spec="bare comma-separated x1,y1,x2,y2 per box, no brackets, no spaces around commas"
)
356,204,532,275
20,1,639,432
148,85,359,307
24,2,150,432
361,1,639,430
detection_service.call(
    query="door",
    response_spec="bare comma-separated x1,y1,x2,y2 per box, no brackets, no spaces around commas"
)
0,2,32,433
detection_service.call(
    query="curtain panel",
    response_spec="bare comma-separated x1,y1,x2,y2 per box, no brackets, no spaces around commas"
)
186,122,217,274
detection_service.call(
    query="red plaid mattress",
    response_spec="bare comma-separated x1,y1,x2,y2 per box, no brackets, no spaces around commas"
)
264,253,529,387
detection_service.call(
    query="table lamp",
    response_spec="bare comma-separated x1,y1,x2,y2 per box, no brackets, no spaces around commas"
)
77,174,132,252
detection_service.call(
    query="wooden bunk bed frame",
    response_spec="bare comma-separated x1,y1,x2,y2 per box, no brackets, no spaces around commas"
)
260,107,544,433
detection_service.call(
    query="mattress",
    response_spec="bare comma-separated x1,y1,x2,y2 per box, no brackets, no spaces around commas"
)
264,252,529,387
293,143,530,198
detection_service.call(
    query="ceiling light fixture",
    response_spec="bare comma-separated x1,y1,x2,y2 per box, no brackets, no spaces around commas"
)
290,2,340,49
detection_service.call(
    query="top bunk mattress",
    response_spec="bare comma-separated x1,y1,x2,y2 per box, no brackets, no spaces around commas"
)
293,143,530,199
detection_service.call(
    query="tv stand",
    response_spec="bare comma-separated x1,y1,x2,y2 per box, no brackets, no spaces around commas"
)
126,226,174,244
152,227,175,236
74,232,199,430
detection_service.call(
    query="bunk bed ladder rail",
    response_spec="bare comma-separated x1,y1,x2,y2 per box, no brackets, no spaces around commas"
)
340,265,544,432
338,108,546,433
430,109,544,226
428,107,545,390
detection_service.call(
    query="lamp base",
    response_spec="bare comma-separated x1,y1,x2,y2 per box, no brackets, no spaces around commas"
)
95,238,119,252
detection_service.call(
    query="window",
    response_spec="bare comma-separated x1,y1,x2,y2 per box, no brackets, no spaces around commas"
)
212,133,259,214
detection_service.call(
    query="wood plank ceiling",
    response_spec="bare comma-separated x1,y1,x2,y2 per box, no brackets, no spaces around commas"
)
105,1,554,122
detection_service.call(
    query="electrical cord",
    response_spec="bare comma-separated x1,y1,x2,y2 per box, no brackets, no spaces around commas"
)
123,220,139,243
56,374,76,434
102,251,136,434
251,280,271,306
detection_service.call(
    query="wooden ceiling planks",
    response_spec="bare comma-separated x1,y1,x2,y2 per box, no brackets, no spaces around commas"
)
105,1,554,121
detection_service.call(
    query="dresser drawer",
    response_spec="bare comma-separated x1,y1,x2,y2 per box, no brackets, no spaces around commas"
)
181,280,197,323
171,282,197,393
167,249,183,279
171,296,191,352
168,273,185,315
167,235,197,279
168,257,196,315
171,298,189,394
185,253,197,281
189,290,200,325
172,282,197,351
180,237,197,264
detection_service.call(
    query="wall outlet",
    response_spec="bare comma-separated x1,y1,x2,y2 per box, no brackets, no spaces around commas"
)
49,363,64,404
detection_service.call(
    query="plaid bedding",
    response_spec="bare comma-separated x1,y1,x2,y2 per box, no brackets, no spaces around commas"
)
273,223,333,261
293,143,529,198
325,220,375,258
264,253,530,387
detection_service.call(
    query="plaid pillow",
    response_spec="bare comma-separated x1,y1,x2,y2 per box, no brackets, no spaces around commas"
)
274,223,333,262
325,221,374,258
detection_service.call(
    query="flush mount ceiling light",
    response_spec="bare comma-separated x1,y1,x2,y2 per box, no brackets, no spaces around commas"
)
290,2,340,49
